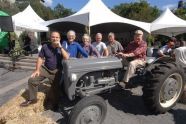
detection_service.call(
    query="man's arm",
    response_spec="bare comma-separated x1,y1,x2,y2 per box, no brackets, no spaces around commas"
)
102,43,108,56
60,47,69,60
31,57,43,78
118,42,147,58
77,43,88,58
116,52,134,58
103,48,109,56
55,41,69,59
91,45,100,57
118,42,124,52
158,46,166,57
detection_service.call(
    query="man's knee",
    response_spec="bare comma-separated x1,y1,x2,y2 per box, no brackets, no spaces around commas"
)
28,77,38,87
128,61,136,69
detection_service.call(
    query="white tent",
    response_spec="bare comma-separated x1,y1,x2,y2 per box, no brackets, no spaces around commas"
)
43,0,150,33
151,8,186,37
12,5,49,32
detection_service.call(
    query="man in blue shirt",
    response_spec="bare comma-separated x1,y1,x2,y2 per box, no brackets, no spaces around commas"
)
62,30,88,58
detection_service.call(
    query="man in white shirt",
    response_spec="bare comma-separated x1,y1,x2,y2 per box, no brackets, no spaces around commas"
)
158,38,175,57
92,33,108,57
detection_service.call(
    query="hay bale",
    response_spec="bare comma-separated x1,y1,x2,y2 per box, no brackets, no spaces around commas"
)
0,88,56,124
5,114,55,124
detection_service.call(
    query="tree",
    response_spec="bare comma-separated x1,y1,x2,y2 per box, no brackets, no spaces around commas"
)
15,0,54,20
15,0,73,20
174,8,186,20
0,0,19,15
53,3,73,18
112,0,160,22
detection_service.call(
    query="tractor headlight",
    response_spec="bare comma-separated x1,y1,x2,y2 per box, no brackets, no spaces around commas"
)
71,73,77,82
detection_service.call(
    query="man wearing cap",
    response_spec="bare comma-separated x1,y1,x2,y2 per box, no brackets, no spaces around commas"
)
117,30,147,86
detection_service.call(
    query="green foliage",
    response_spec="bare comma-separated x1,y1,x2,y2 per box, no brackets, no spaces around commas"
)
1,0,73,20
174,8,186,20
18,31,27,47
112,0,160,22
146,34,155,47
53,4,74,19
0,0,19,15
15,0,55,20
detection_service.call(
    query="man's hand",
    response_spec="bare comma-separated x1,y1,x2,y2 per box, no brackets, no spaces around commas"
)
31,70,40,78
116,52,123,57
116,52,127,58
54,41,62,48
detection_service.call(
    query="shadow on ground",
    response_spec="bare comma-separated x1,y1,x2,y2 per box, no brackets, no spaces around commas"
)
169,109,186,124
102,88,149,116
56,87,149,124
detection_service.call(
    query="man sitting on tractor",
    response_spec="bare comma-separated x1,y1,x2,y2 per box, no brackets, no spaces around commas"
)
157,37,176,57
116,30,147,87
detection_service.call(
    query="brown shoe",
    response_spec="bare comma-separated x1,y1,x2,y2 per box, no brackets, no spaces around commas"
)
20,99,37,107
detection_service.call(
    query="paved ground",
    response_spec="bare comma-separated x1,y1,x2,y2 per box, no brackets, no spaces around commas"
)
0,67,186,124
0,68,32,106
102,87,186,124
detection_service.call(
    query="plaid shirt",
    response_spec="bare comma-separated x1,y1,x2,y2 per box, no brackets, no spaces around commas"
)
125,40,147,60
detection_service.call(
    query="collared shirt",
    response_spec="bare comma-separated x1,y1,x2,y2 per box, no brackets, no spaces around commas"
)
158,45,173,55
107,40,123,56
62,41,88,58
39,43,62,70
83,44,100,57
92,41,107,56
125,40,147,60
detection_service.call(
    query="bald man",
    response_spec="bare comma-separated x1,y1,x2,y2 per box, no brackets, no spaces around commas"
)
21,31,69,109
92,33,108,57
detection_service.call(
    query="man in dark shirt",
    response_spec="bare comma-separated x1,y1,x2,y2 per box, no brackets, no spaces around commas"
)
62,30,88,58
20,31,69,108
117,30,147,85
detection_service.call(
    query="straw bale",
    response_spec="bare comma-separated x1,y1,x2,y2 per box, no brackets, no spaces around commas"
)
0,84,56,124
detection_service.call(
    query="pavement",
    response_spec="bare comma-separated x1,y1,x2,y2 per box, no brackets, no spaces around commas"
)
0,67,186,124
0,68,32,106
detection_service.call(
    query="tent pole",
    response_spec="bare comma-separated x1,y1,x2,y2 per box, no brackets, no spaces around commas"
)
88,26,91,35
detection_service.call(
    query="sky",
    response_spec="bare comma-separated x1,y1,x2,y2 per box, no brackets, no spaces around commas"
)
43,0,180,11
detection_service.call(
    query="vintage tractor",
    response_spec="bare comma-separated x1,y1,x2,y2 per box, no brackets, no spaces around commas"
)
61,55,185,124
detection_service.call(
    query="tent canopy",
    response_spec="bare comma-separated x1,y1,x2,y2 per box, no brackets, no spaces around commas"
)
43,0,150,33
12,5,49,32
151,8,186,37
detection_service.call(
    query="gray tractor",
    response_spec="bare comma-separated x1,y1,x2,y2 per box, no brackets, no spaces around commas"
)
61,55,185,124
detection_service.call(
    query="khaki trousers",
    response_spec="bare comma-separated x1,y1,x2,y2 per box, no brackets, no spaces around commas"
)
28,65,61,104
123,59,146,83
